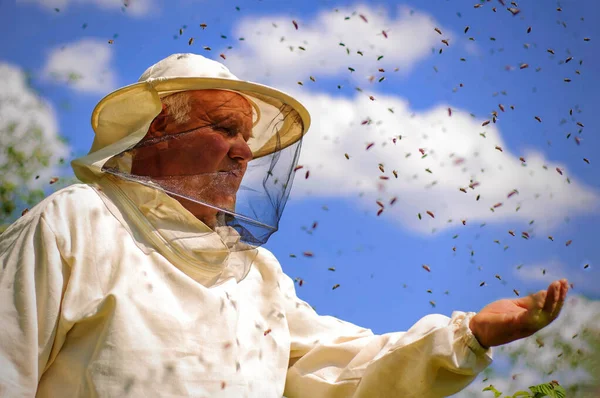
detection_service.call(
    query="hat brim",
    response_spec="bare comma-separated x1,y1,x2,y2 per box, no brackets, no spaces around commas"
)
90,77,311,159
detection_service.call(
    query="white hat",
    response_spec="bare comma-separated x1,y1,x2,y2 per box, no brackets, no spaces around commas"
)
89,53,311,159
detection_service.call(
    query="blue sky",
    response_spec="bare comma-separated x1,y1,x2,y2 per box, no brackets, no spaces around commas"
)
2,0,599,393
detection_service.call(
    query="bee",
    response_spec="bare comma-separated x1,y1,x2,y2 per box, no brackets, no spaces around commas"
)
199,23,207,29
390,197,397,205
441,39,449,46
422,264,431,272
359,14,368,23
21,208,29,216
366,143,375,150
482,120,491,126
382,30,388,38
513,289,520,296
220,54,226,60
448,108,452,116
547,49,555,55
565,57,573,63
328,267,336,272
108,39,114,44
508,230,515,236
188,38,194,45
392,170,398,178
426,211,435,218
534,116,542,123
49,177,59,184
527,26,532,33
303,251,313,257
464,26,470,33
495,146,503,152
305,170,310,179
583,158,590,164
332,284,341,290
548,236,554,241
566,240,573,247
292,20,298,30
203,46,211,51
263,329,272,336
556,167,563,175
520,63,529,69
434,27,442,35
293,165,304,172
344,153,350,159
480,281,486,287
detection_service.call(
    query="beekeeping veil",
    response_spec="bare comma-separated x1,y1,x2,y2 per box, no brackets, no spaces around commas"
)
71,53,310,286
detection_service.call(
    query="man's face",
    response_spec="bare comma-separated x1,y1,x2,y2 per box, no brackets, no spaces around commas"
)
130,89,254,228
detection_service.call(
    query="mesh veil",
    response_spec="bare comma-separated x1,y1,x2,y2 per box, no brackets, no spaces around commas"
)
101,89,304,251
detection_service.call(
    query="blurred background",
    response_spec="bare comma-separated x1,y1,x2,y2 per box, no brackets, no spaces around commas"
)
0,0,598,396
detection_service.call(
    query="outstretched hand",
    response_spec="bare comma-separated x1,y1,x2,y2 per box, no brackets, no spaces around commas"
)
469,279,569,348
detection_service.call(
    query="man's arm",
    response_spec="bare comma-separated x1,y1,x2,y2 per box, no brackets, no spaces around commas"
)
272,264,493,398
0,212,71,396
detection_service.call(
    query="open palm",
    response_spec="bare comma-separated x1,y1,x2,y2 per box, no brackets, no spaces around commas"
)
469,279,569,348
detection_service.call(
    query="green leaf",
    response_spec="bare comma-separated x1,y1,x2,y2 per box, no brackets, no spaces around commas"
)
510,391,532,397
483,384,503,398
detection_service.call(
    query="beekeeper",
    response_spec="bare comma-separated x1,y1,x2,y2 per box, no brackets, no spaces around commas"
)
0,53,569,398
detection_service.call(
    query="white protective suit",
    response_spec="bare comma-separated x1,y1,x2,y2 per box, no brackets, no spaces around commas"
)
0,177,494,398
0,57,493,398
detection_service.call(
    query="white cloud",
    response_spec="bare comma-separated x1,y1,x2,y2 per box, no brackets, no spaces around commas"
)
224,3,597,234
0,62,69,189
514,259,600,297
17,0,155,17
456,295,600,397
225,4,451,85
285,89,599,234
42,38,117,94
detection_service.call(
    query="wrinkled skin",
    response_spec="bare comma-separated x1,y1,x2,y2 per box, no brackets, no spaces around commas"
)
470,279,569,348
131,89,253,228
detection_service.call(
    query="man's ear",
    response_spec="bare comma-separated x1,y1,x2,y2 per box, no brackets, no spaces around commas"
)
147,103,170,135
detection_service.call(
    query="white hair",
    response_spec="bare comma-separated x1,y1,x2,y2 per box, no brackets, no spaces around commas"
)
161,91,192,124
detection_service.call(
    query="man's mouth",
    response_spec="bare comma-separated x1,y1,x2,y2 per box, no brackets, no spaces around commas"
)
218,169,243,178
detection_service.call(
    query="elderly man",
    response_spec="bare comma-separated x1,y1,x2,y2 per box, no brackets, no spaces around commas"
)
0,53,569,397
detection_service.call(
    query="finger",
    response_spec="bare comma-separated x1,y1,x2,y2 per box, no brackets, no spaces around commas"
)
543,281,560,314
561,278,569,300
551,280,569,319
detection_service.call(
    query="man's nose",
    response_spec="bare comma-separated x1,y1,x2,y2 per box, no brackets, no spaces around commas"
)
229,135,253,163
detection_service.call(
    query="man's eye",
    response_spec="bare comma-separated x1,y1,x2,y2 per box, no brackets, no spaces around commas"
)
214,126,238,137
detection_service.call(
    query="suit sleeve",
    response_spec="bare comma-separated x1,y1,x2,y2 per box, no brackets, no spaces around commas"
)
0,214,71,397
279,270,493,398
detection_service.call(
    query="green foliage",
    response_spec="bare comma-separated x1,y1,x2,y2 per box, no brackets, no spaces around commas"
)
483,381,566,398
0,120,69,233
